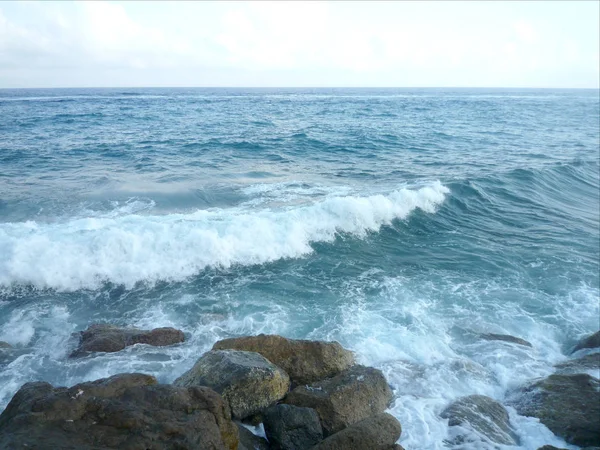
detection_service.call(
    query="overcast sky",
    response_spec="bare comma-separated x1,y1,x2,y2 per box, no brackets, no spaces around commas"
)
0,1,598,88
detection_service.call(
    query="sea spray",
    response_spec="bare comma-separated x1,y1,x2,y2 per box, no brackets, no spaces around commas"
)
0,183,449,291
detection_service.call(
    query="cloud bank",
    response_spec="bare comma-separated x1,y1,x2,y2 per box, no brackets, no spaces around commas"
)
0,1,598,88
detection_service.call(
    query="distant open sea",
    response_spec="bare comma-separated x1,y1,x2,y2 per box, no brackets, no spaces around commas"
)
0,88,598,449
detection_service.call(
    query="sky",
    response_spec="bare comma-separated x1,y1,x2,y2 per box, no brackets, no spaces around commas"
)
0,1,598,88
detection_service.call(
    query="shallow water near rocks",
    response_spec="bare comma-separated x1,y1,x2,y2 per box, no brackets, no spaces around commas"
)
1,88,598,449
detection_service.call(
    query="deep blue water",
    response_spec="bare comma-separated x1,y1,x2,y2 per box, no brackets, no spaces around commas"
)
0,88,598,449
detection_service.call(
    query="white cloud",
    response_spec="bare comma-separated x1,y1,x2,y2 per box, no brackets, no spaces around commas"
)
513,20,539,44
0,1,598,87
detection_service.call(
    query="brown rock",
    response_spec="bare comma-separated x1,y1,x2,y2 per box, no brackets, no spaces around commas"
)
572,331,600,353
509,373,600,447
0,373,238,450
310,413,401,450
440,394,518,446
213,334,354,385
555,353,600,375
480,333,532,347
284,365,393,436
174,349,290,420
70,324,185,356
238,423,271,450
263,403,323,450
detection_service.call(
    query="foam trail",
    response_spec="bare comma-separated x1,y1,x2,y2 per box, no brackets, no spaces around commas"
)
0,183,449,291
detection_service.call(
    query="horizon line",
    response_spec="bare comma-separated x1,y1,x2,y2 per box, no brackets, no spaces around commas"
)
1,86,599,90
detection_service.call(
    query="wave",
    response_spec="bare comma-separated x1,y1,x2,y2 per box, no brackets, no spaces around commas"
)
0,183,449,292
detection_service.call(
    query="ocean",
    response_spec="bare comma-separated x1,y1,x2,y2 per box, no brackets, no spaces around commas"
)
0,87,598,449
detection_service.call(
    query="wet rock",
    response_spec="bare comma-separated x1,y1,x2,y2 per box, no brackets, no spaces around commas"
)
70,323,185,356
284,365,392,436
0,373,238,450
213,334,355,386
509,373,600,447
536,446,568,450
440,394,519,446
263,404,323,450
555,353,600,376
572,331,600,353
479,333,532,347
0,341,12,349
310,413,401,450
238,423,271,450
242,412,265,427
174,349,290,420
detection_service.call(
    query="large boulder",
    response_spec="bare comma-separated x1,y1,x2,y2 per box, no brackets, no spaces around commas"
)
0,373,238,450
174,349,290,420
213,335,354,386
572,331,600,353
263,404,323,450
70,324,185,356
479,333,532,347
310,413,401,450
283,365,392,436
440,394,519,446
509,373,600,447
555,353,600,376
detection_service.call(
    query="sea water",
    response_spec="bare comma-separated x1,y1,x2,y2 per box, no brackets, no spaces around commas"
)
0,88,598,449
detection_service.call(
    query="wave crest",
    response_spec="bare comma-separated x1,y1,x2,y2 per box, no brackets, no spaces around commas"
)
0,182,449,291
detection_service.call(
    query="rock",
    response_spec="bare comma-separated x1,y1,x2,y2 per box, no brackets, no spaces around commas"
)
555,353,600,376
536,446,568,450
573,331,600,353
0,341,12,349
263,404,323,450
479,333,532,347
509,373,600,447
213,334,354,386
310,413,401,450
242,412,265,427
174,349,290,420
284,365,393,436
0,373,238,450
238,423,271,450
440,394,519,446
70,324,185,356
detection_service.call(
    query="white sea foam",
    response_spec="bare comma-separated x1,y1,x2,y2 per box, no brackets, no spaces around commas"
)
305,273,588,450
0,182,449,291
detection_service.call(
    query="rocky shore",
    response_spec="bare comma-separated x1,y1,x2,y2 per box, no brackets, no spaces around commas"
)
0,326,598,449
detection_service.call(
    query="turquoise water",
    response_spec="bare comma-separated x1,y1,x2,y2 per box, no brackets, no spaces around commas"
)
0,88,598,449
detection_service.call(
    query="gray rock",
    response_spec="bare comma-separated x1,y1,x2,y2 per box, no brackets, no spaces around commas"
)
174,349,290,420
213,334,355,386
284,365,393,436
0,341,12,349
555,353,600,376
70,323,185,356
310,413,401,450
238,423,271,450
536,446,568,450
0,373,239,450
479,333,532,347
573,331,600,353
509,373,600,447
263,404,323,450
440,394,519,446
